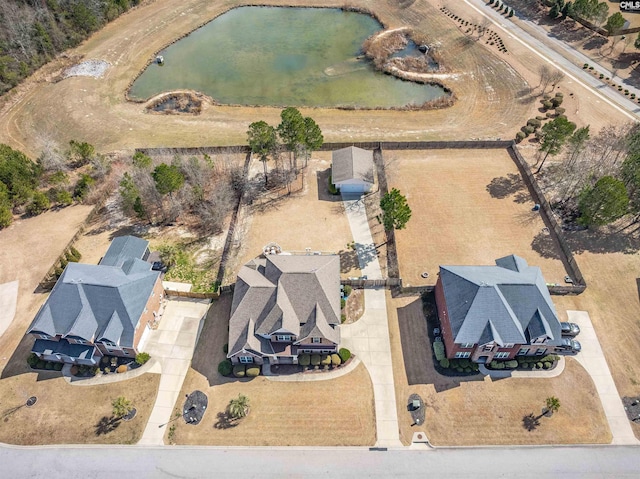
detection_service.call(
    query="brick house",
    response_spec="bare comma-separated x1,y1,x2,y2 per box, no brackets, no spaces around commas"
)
227,254,341,366
435,255,562,364
28,236,163,365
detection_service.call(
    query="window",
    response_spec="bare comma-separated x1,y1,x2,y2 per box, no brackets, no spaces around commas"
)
535,348,546,355
38,333,51,340
73,338,87,345
312,337,321,344
495,352,509,359
502,343,514,349
460,343,474,349
275,335,291,342
239,356,254,364
482,344,493,352
102,340,118,350
517,348,530,356
455,352,471,358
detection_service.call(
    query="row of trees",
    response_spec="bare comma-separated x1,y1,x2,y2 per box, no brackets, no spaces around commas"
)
0,139,105,229
247,107,323,186
547,0,627,36
0,0,142,95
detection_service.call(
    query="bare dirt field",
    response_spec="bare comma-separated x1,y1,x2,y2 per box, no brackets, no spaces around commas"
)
386,148,568,286
388,294,611,446
168,294,376,446
225,155,359,282
0,372,159,445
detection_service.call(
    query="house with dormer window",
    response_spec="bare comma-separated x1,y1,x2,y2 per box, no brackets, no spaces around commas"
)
227,253,341,366
435,254,562,364
27,236,163,365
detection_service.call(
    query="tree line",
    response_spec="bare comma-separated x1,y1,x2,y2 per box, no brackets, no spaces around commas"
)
0,138,107,229
0,0,141,95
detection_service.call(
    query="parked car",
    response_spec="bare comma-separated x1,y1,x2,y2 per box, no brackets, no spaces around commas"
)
556,338,581,353
560,322,580,337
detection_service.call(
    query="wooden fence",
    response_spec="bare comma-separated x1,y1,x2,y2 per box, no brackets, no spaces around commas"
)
341,278,402,288
163,289,219,300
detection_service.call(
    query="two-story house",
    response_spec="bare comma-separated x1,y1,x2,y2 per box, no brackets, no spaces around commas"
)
227,253,341,366
28,236,163,365
435,254,562,364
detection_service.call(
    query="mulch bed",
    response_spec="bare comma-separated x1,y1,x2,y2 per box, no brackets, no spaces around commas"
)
407,393,425,426
183,390,208,425
623,396,640,423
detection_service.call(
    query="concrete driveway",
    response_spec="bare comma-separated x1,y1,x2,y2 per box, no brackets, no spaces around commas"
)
138,297,210,445
567,310,639,445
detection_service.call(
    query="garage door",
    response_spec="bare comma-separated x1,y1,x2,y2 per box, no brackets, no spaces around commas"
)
137,323,152,352
339,183,365,194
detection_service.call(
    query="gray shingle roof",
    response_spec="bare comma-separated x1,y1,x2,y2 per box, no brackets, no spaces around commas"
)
331,147,374,185
440,255,561,347
29,239,159,347
100,235,149,267
228,254,340,358
32,339,96,361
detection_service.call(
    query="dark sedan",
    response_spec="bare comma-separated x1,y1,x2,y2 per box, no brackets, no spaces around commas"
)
555,338,581,354
560,322,580,337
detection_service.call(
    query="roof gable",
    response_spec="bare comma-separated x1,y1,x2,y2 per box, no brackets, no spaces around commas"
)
331,147,374,185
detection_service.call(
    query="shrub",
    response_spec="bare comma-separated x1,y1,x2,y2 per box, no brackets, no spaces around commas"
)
246,366,261,377
26,190,51,216
55,189,73,206
536,362,543,369
311,354,321,366
543,362,551,369
583,63,588,69
331,354,341,366
489,360,499,369
233,364,246,377
36,360,46,369
343,285,352,296
45,362,54,370
535,116,546,121
341,314,346,323
459,358,470,368
54,362,63,371
218,360,233,376
116,364,128,374
27,353,39,367
505,360,518,369
439,358,450,368
555,107,565,115
321,354,332,366
433,341,446,361
73,174,95,201
298,353,311,366
135,352,150,365
223,343,228,354
515,131,526,143
338,348,351,363
471,363,479,371
551,97,563,107
523,125,535,135
464,367,472,373
69,246,81,260
542,100,553,110
328,175,339,195
70,365,79,375
522,362,529,368
527,118,542,129
456,367,464,372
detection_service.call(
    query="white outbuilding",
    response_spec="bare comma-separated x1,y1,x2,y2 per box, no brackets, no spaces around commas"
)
331,146,375,194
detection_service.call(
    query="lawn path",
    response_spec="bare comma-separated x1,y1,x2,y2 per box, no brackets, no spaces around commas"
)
341,194,402,447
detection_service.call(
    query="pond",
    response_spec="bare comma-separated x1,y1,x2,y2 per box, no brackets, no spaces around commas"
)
129,6,447,109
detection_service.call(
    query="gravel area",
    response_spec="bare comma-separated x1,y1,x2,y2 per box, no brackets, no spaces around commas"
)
64,60,110,79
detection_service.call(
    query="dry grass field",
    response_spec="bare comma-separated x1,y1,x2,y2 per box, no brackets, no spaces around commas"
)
388,294,611,446
225,155,359,281
0,372,159,445
168,294,376,446
386,148,568,286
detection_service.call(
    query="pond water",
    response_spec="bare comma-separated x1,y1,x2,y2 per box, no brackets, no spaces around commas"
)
129,6,446,108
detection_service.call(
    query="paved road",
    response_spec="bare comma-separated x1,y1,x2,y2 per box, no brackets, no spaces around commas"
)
341,194,402,447
568,311,639,445
464,0,640,120
2,444,640,478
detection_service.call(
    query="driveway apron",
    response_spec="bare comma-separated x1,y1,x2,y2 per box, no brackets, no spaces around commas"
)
341,194,402,447
567,310,639,445
138,298,210,445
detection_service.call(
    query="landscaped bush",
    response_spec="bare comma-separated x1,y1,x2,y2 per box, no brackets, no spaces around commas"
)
522,362,529,368
344,285,352,296
527,118,542,129
515,131,526,143
340,298,346,309
45,362,54,370
331,354,341,366
338,348,351,363
328,175,339,195
135,352,151,365
311,354,321,366
439,358,450,368
27,353,39,368
505,360,518,369
116,364,128,373
298,354,311,366
523,125,535,135
341,314,346,323
233,364,246,377
53,362,63,371
542,100,553,110
218,360,233,376
543,362,551,369
551,97,563,107
433,341,446,361
555,107,565,115
246,366,261,377
36,360,46,369
459,358,470,368
223,343,228,354
536,362,543,369
321,354,332,366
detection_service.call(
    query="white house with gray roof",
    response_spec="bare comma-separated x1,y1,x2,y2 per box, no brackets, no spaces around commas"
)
331,146,374,194
227,254,341,366
435,255,562,364
28,236,164,365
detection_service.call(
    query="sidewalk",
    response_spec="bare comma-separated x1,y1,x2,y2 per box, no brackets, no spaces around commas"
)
341,194,402,448
138,298,210,445
567,310,639,445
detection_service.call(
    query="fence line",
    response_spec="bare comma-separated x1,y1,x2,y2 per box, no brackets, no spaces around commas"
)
341,278,402,288
164,289,219,300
